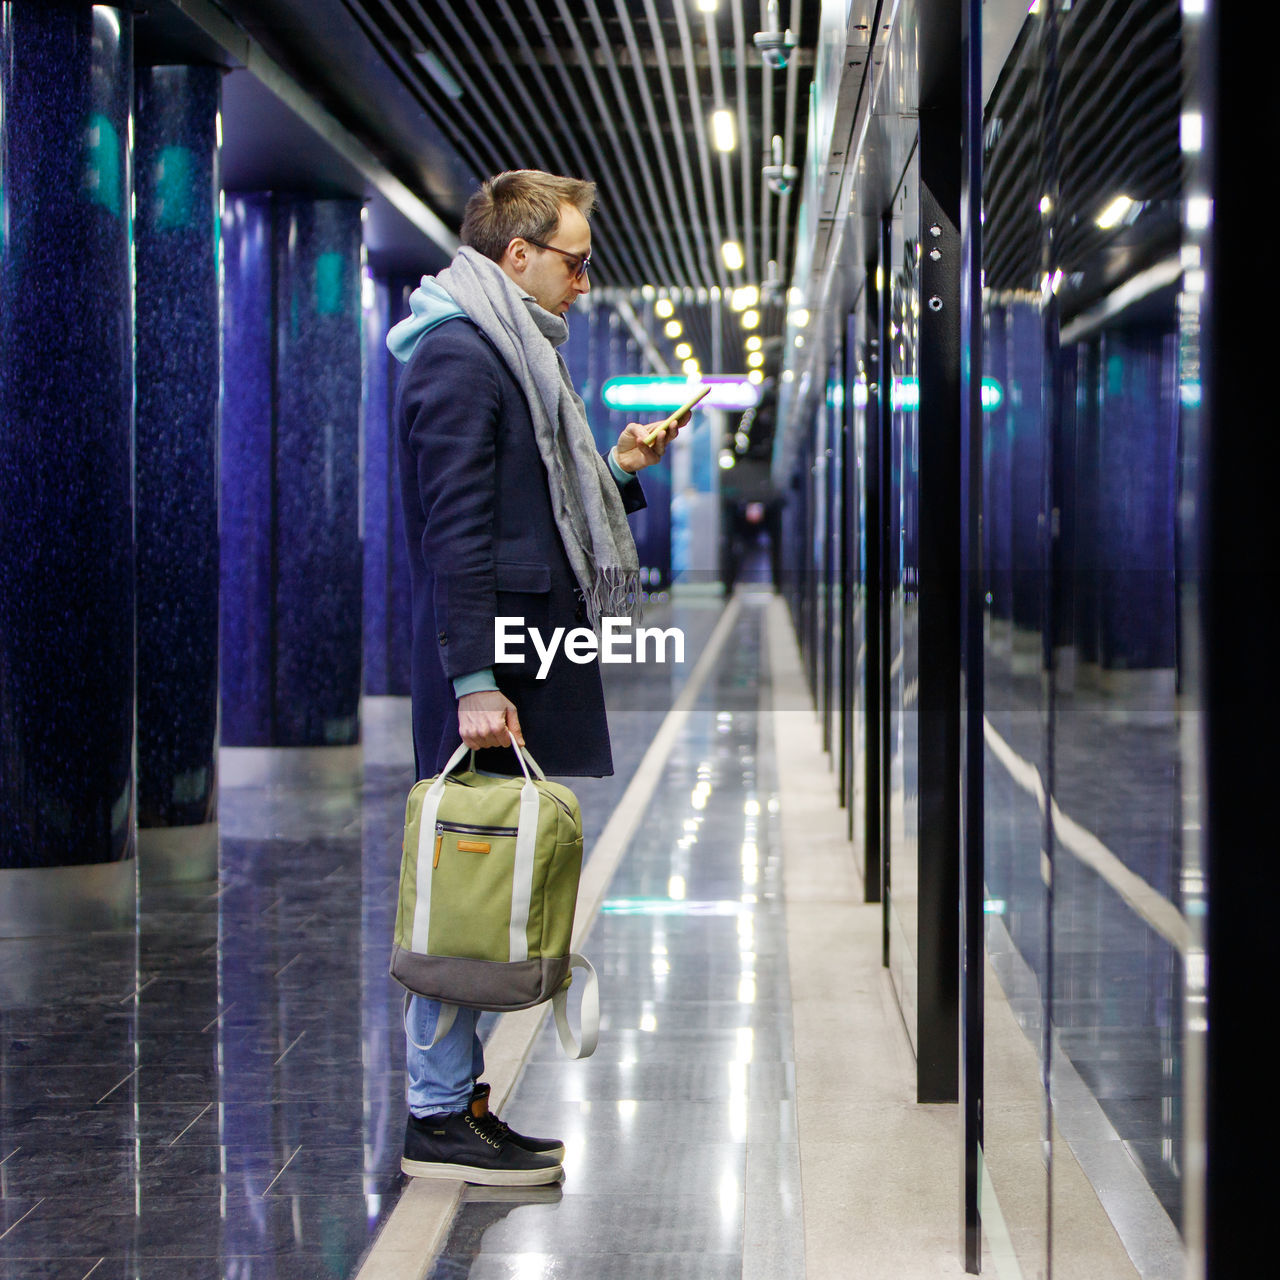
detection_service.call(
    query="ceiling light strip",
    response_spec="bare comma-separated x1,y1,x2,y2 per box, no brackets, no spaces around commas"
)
672,0,730,293
515,0,662,288
547,0,678,289
701,9,743,278
582,0,692,289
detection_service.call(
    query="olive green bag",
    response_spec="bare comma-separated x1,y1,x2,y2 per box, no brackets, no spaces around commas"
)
390,738,599,1059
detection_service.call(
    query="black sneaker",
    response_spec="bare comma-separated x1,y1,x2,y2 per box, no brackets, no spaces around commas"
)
402,1108,563,1186
469,1082,566,1162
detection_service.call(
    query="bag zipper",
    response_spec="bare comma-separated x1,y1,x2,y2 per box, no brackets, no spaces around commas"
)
433,819,518,869
436,820,518,837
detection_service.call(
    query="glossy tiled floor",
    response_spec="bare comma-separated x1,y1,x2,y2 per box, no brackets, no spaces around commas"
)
0,595,730,1279
1,587,1183,1279
426,592,803,1279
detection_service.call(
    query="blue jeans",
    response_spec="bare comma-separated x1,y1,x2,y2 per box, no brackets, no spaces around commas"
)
405,997,485,1117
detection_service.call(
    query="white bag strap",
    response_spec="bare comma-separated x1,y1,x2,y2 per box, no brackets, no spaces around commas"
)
403,961,596,1060
551,954,599,1060
403,992,458,1052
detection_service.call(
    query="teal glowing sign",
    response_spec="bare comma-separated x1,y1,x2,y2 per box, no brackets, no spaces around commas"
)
601,376,759,414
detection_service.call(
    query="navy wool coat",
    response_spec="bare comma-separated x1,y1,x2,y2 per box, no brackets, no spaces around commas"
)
395,316,645,778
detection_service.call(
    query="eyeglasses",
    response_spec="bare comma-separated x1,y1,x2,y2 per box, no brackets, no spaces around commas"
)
523,236,591,280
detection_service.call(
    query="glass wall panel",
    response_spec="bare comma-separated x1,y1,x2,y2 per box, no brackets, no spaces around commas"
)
826,359,845,768
847,306,873,887
981,10,1052,1273
886,154,921,1045
980,0,1187,1273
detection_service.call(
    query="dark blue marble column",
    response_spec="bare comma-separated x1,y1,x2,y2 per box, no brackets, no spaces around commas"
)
220,196,364,777
0,2,136,932
1096,328,1178,675
134,64,221,882
220,195,275,749
363,274,413,699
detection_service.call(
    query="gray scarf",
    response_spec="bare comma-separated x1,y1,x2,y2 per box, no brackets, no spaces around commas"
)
436,247,639,626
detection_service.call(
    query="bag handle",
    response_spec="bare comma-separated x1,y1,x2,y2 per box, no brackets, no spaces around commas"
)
401,956,598,1060
432,735,548,787
551,954,599,1060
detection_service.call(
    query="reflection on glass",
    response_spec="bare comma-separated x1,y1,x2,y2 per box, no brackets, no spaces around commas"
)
981,0,1189,1272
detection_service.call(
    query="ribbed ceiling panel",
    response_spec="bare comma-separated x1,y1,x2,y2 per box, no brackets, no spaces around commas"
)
342,0,817,365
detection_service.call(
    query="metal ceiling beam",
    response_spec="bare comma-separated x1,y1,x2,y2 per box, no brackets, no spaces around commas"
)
171,0,458,255
758,2,775,289
345,0,499,187
641,0,713,290
490,0,600,185
431,1,559,172
731,1,755,286
605,0,703,290
537,0,675,289
701,10,742,286
580,0,695,290
774,0,804,294
443,0,659,288
672,0,729,295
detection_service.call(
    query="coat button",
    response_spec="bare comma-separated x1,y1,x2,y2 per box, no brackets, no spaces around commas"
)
438,631,448,645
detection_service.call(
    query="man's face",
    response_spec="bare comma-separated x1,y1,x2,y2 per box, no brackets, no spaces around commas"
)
502,203,592,316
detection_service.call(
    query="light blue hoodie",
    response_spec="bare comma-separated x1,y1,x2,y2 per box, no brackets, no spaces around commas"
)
385,277,466,364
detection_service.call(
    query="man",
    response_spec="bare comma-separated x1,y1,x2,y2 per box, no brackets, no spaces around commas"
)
387,170,685,1185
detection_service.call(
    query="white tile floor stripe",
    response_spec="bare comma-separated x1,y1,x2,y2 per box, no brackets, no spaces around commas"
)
354,596,744,1280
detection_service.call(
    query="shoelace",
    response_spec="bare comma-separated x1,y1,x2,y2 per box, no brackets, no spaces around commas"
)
466,1111,507,1149
488,1115,517,1143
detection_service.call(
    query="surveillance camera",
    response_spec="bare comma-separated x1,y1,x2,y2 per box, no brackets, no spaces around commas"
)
753,28,797,70
763,164,799,197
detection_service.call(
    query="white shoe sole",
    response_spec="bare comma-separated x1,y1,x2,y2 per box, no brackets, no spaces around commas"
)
401,1156,564,1186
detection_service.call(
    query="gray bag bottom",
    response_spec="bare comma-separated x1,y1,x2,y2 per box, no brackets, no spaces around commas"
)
390,946,571,1012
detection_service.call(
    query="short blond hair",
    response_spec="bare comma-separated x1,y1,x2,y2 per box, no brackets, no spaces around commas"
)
461,170,597,262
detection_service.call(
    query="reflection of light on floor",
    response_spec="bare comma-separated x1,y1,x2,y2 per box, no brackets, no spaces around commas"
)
719,1171,741,1220
600,898,751,916
736,1027,755,1063
667,875,686,900
512,1253,552,1280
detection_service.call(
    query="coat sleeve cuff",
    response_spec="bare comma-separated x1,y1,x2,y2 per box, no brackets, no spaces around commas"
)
453,668,499,698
